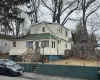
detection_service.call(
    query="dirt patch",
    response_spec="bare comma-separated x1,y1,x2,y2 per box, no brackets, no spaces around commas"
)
0,54,9,59
48,58,100,67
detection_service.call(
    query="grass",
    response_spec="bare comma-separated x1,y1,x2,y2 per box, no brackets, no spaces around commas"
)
48,58,100,67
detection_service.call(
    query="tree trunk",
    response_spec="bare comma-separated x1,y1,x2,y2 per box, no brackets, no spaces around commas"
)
34,9,38,23
52,0,57,22
16,21,20,38
57,14,60,24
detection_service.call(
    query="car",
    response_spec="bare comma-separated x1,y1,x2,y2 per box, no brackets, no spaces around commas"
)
0,59,24,76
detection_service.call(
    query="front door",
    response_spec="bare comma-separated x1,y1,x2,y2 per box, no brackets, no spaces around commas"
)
26,41,33,48
35,41,39,47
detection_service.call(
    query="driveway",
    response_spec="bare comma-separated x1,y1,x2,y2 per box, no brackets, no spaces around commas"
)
0,72,88,80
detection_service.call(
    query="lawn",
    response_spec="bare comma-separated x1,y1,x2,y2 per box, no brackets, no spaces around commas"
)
48,58,100,67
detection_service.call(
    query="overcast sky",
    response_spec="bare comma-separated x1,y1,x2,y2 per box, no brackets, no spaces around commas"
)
1,1,99,37
22,4,100,31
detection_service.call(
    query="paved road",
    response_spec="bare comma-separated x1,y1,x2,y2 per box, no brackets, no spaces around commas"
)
0,73,88,80
0,75,29,80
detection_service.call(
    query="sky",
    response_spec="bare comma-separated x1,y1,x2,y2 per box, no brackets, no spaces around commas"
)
1,0,100,38
21,4,78,30
22,5,100,31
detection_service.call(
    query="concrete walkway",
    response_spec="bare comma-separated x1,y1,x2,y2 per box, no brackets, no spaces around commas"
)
22,72,88,80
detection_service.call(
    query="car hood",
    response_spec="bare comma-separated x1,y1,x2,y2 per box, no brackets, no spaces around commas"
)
7,64,23,70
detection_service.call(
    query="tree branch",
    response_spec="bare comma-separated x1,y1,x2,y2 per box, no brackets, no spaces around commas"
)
41,0,54,12
85,0,96,10
86,5,100,21
61,0,77,15
61,0,79,25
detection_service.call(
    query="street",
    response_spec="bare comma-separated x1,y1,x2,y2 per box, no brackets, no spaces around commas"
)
0,73,88,80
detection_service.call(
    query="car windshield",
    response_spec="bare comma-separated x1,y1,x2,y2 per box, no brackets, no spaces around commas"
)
4,60,16,66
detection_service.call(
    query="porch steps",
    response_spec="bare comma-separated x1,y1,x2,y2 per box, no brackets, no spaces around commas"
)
23,53,34,62
22,47,41,62
32,64,37,73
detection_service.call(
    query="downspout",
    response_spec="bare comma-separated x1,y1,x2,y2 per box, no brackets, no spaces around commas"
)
57,28,59,54
49,27,51,62
0,40,2,53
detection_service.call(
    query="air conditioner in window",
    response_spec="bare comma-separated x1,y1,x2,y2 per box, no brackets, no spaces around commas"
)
58,40,61,44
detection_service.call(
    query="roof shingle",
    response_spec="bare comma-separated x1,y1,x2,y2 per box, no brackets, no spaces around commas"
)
16,33,56,40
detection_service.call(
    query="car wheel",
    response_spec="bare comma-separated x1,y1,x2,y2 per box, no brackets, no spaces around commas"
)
6,71,11,76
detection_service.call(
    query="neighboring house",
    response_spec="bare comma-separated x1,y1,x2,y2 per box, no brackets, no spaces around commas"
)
9,22,72,61
0,34,13,53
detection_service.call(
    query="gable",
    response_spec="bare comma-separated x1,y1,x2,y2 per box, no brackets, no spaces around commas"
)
30,22,69,34
30,23,49,34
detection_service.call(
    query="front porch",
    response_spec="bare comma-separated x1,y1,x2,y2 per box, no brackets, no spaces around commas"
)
26,39,58,55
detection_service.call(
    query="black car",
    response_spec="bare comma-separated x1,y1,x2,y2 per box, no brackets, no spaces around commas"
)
0,59,24,76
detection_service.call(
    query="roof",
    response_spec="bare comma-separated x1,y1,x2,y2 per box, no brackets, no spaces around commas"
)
15,33,56,40
31,21,69,31
0,34,14,40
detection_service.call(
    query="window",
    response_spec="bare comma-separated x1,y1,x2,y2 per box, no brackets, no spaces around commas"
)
0,60,4,67
54,42,55,48
59,28,62,34
58,40,61,44
66,44,67,48
61,28,62,34
52,41,53,48
59,28,60,33
13,42,16,47
42,27,45,32
5,42,7,45
65,31,67,36
52,41,55,48
41,40,49,47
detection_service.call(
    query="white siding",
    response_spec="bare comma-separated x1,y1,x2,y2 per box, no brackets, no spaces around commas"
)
9,23,72,55
40,47,57,55
58,40,71,55
58,40,66,55
40,39,71,55
15,41,26,48
30,22,72,55
30,24,49,34
48,24,69,41
66,43,72,50
11,38,71,55
0,39,13,53
14,39,58,55
31,23,69,41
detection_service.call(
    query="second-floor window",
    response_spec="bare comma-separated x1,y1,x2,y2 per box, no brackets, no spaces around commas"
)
59,28,62,34
65,44,67,48
60,28,62,34
65,31,67,36
13,42,16,47
42,27,45,32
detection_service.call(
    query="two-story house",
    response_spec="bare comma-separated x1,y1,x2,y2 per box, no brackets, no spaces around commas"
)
9,22,72,61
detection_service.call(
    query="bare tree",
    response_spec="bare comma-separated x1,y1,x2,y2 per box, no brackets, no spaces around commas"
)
25,0,40,24
88,18,100,42
79,0,100,42
42,0,79,25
